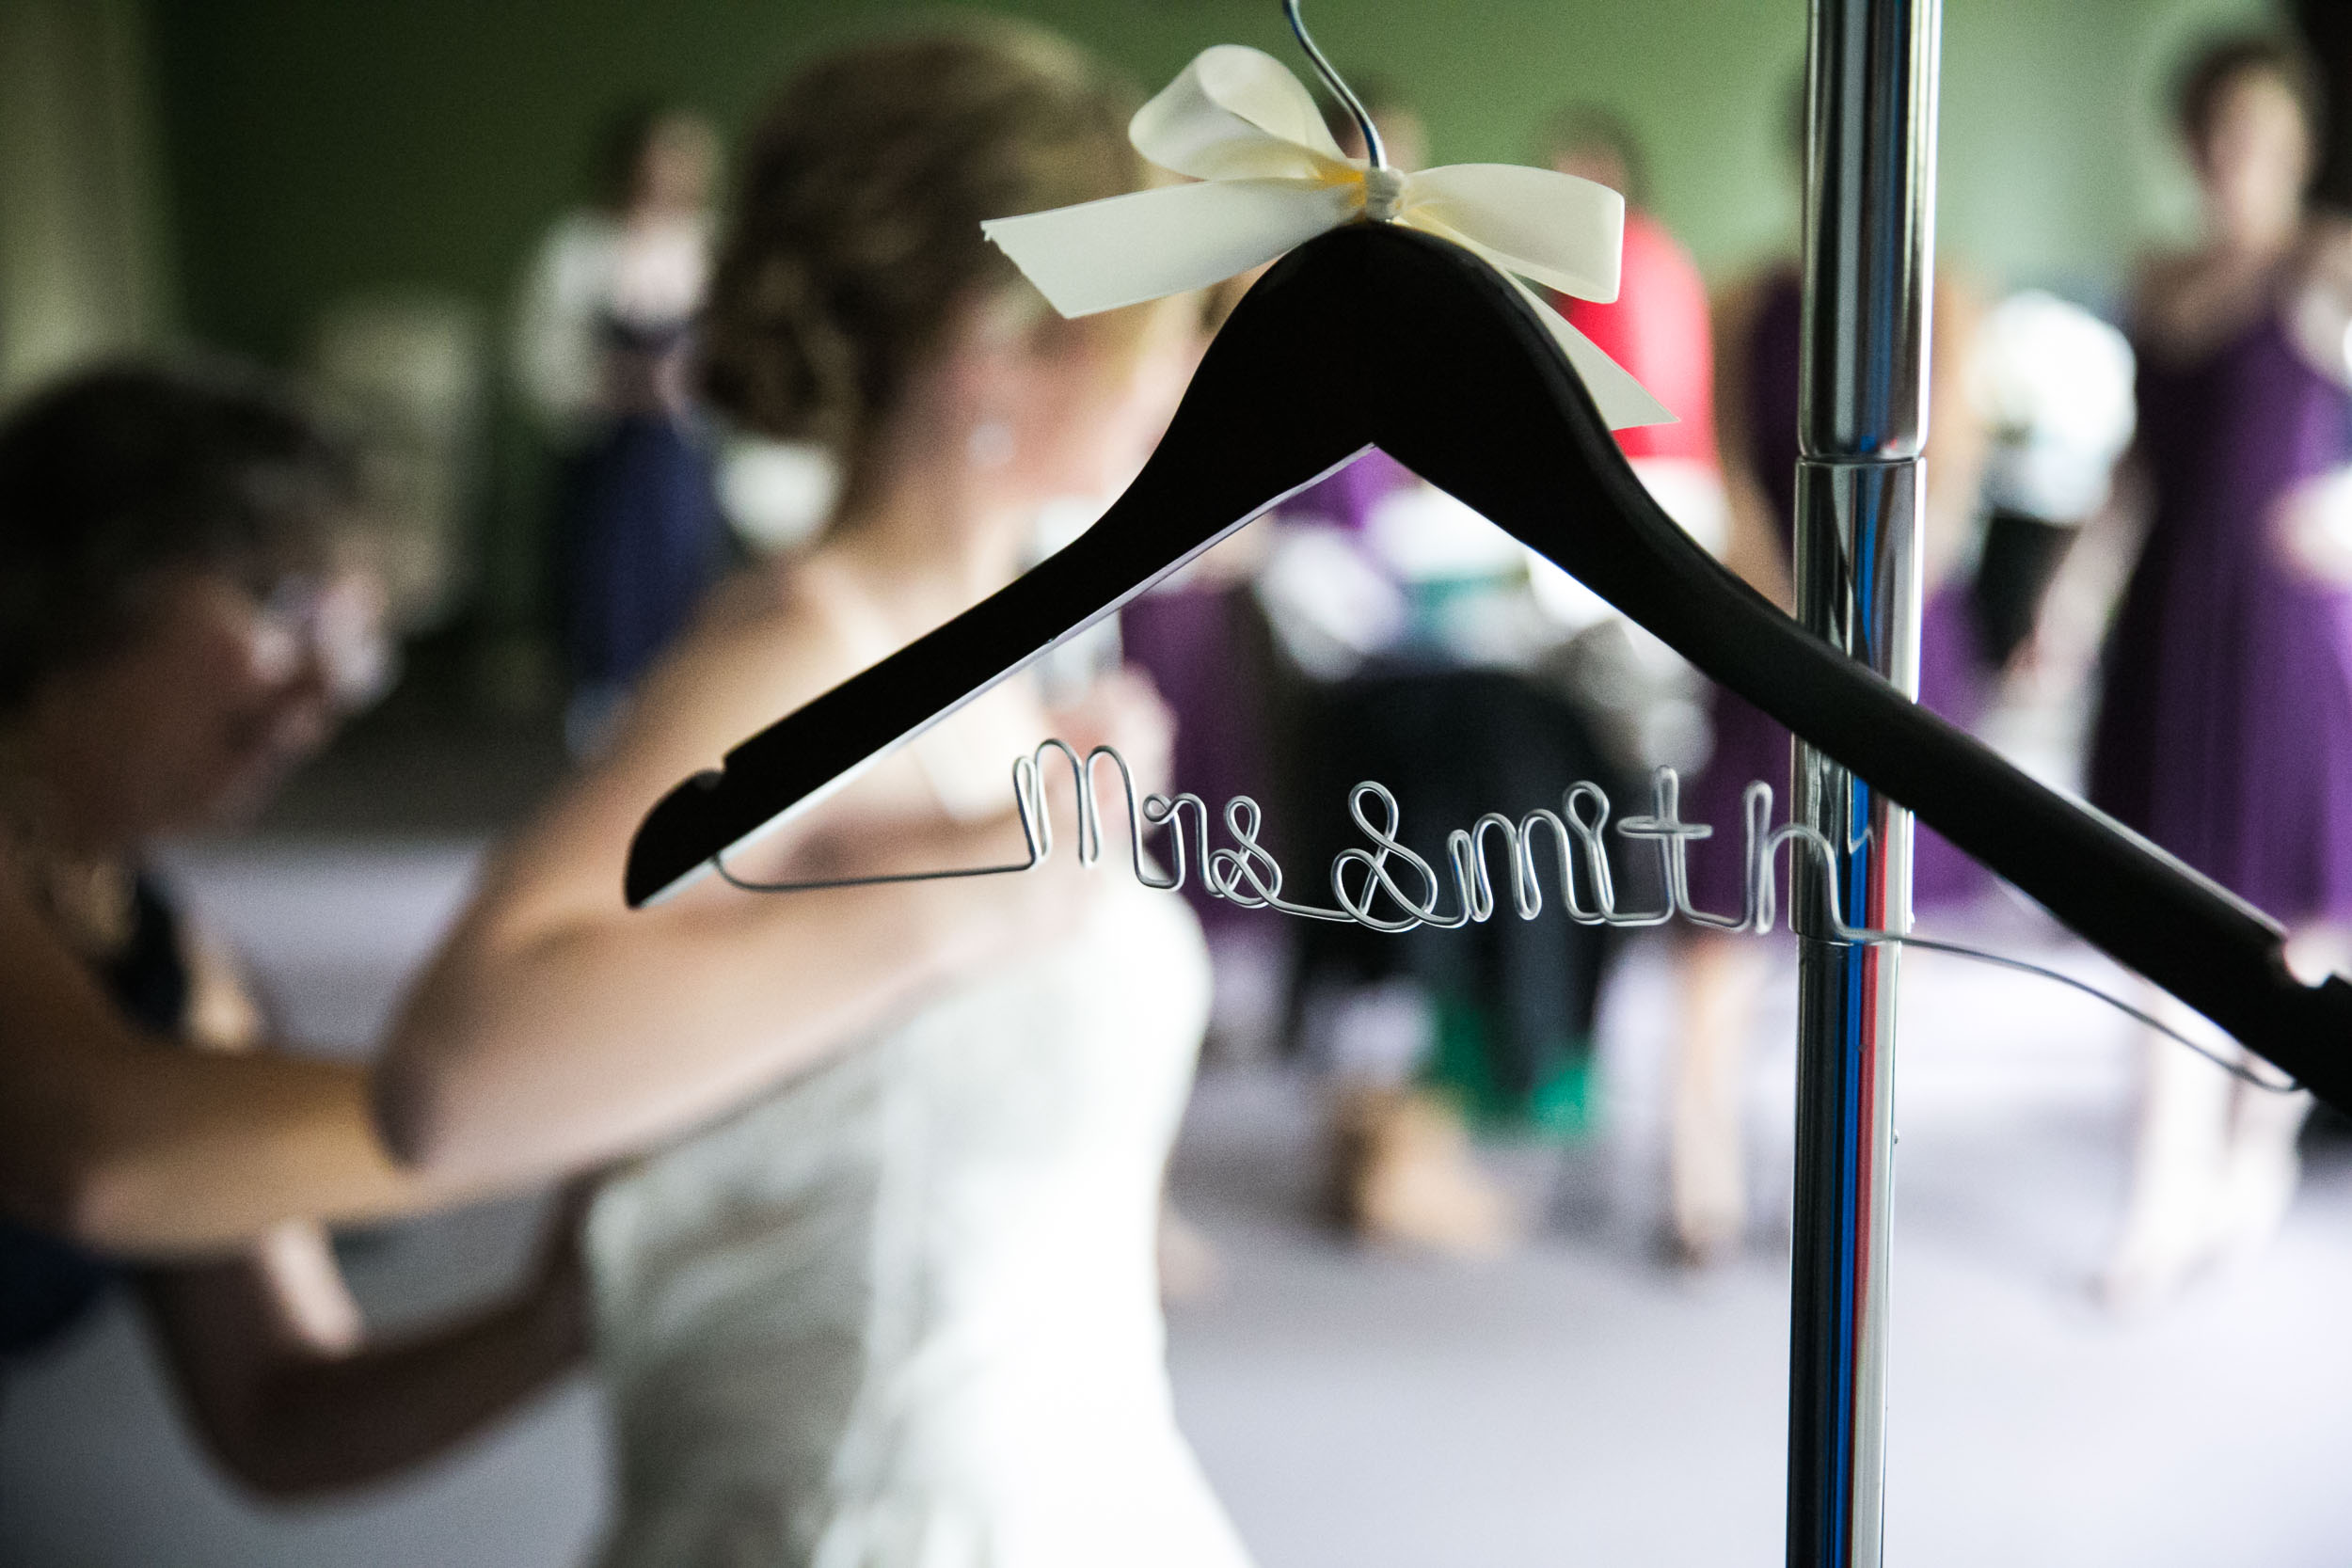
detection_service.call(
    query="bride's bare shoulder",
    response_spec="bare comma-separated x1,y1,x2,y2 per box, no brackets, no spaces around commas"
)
477,559,862,918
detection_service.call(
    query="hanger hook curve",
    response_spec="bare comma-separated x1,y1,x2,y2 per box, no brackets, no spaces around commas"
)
1283,0,1384,170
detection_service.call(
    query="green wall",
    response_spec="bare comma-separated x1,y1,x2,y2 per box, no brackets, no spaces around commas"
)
151,0,2273,365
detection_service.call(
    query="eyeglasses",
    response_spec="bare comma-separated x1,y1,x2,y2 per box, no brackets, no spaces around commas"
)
246,570,392,708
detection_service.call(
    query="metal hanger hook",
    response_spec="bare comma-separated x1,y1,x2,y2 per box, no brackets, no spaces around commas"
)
1283,0,1384,170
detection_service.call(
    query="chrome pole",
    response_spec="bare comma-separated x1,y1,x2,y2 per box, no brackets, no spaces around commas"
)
1786,0,1939,1563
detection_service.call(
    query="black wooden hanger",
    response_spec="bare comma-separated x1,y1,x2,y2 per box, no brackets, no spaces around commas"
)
627,222,2352,1112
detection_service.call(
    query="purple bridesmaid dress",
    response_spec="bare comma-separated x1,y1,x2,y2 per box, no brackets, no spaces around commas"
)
2088,309,2352,924
1680,271,1991,917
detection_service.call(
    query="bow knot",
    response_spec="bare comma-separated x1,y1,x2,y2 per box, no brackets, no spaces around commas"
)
1360,165,1407,223
981,44,1673,430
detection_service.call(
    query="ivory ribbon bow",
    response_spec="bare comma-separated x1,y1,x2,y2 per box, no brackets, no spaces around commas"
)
982,44,1673,430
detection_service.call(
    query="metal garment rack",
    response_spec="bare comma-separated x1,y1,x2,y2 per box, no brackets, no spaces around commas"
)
1786,0,1938,1563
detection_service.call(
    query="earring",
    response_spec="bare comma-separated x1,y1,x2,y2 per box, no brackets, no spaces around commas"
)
967,419,1016,470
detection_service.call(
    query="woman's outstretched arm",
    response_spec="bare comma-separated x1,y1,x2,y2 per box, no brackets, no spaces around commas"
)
373,577,1091,1185
0,864,484,1254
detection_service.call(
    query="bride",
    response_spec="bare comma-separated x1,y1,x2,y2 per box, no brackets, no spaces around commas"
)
377,21,1250,1567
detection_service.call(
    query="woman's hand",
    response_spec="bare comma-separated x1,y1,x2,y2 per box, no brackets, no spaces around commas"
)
140,1183,596,1498
2275,466,2352,586
518,1177,601,1362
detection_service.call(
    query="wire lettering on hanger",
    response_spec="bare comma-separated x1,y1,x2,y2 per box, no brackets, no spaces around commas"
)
714,737,1874,942
709,740,2298,1092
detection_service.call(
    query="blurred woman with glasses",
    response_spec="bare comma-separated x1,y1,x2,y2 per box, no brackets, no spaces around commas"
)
0,362,588,1490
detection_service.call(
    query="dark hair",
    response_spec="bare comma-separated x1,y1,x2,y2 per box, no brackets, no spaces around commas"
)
1541,103,1649,208
700,22,1142,482
0,360,353,711
2174,34,2318,158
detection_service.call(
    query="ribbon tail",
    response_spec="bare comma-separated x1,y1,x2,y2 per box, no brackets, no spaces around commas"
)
1406,214,1671,430
1405,164,1625,302
1492,270,1676,431
983,180,1357,318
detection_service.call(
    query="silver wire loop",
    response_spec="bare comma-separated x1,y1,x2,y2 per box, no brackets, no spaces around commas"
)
1284,0,1385,172
709,742,2302,1095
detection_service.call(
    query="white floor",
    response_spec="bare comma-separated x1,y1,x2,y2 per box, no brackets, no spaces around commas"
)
5,839,2350,1566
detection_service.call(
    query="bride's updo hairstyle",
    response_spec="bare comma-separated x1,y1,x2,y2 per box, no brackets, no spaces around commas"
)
701,22,1147,492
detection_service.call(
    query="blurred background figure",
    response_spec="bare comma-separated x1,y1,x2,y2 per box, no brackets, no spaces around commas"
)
1965,289,2138,679
2090,35,2352,1309
512,104,727,753
1274,80,1530,1259
1665,81,1994,1267
1189,80,1591,1258
1546,103,1726,556
1201,87,1715,1257
0,361,584,1495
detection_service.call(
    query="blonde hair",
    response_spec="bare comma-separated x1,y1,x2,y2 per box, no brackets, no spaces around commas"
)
701,22,1145,482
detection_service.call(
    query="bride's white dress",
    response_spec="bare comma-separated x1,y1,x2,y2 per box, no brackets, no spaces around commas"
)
584,866,1251,1567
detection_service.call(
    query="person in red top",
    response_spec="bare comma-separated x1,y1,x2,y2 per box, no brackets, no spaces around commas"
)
1544,106,1727,557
